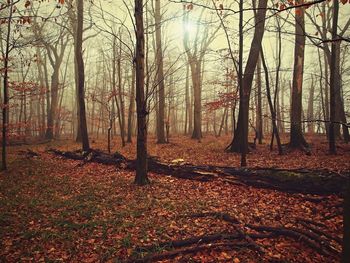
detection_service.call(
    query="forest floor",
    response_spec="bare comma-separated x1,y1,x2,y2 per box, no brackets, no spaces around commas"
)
0,134,349,262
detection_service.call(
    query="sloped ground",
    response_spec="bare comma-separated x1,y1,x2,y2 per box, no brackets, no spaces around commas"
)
0,135,347,262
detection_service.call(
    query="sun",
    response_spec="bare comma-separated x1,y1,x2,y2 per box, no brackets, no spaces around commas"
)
183,21,196,35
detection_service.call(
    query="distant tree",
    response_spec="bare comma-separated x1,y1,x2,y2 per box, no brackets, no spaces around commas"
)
306,1,350,143
127,64,135,143
32,24,69,140
183,5,220,140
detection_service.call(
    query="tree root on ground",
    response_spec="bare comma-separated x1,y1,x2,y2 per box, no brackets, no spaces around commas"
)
128,212,341,262
129,241,257,263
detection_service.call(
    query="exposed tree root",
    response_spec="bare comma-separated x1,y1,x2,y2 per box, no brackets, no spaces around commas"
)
187,212,264,253
130,241,256,263
47,148,349,195
188,212,339,257
246,224,336,256
297,219,342,245
282,141,312,156
129,211,340,262
135,232,241,253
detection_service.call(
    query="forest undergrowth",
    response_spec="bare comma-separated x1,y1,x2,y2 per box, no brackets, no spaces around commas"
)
0,134,348,262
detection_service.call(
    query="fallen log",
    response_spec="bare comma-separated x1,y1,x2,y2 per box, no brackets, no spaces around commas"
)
48,148,349,195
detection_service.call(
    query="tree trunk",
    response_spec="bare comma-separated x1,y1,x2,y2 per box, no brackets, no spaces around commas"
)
307,75,315,134
228,0,268,157
45,68,59,140
255,55,263,144
127,65,136,143
134,0,149,185
36,48,46,138
289,1,309,150
190,61,202,140
261,50,282,155
154,0,166,143
75,58,82,142
116,39,126,147
184,63,190,135
2,2,12,170
75,0,90,152
328,0,339,154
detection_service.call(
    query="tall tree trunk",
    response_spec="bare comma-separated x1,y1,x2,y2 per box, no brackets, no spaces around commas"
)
261,50,282,155
334,43,349,143
75,58,82,142
154,0,166,143
324,52,330,135
36,48,46,138
45,68,59,139
118,43,126,147
189,78,193,134
218,108,227,137
127,65,135,143
2,1,13,170
328,0,339,154
280,80,285,134
318,49,327,135
289,1,309,150
76,0,90,152
43,55,51,138
255,55,263,144
307,75,315,134
190,60,202,140
227,0,268,159
134,0,149,185
184,63,189,135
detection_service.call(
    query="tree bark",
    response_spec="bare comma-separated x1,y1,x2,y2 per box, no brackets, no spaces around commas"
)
127,65,135,143
227,0,268,157
307,75,315,134
116,37,126,147
2,1,13,170
261,50,282,155
184,63,190,135
255,55,263,144
289,1,309,150
134,0,149,185
45,68,59,140
75,0,90,152
154,0,166,143
328,0,339,154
